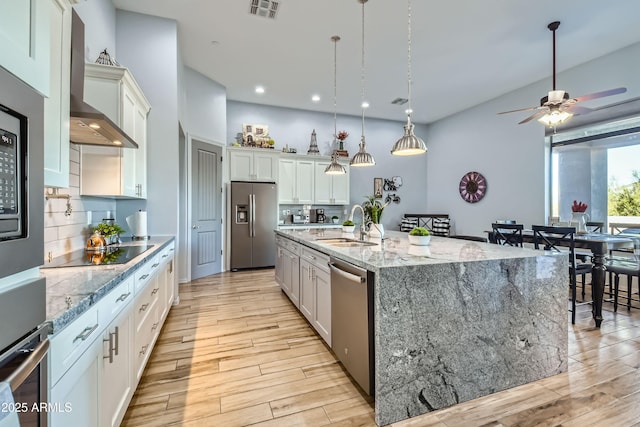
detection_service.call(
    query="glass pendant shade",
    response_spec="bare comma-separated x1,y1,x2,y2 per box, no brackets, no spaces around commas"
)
391,117,427,156
537,108,572,127
350,135,375,166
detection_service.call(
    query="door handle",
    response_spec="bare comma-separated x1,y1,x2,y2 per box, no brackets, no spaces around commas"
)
192,225,200,229
328,263,366,283
6,339,49,392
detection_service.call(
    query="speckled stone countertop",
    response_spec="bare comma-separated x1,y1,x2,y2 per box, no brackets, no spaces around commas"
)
40,236,174,334
275,228,568,426
275,228,549,271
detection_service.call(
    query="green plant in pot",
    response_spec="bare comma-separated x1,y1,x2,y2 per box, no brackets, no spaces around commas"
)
408,227,431,245
94,222,125,245
362,195,389,238
342,220,356,233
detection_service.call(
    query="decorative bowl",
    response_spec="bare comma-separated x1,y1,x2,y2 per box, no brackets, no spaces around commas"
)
408,234,431,246
342,225,356,233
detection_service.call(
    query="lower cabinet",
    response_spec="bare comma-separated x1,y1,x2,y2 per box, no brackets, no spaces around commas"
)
275,237,301,308
297,245,332,345
48,241,176,427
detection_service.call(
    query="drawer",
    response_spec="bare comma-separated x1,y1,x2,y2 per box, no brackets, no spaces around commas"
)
301,246,329,272
134,254,160,293
98,275,134,327
49,305,100,386
134,302,159,380
278,237,300,255
159,244,175,264
134,277,160,332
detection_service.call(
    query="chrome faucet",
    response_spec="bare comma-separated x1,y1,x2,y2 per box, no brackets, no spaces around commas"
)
349,204,368,240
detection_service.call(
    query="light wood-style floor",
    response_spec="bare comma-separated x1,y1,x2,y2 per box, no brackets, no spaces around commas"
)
121,269,640,427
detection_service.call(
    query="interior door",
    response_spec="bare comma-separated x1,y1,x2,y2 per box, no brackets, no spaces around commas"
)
190,140,222,279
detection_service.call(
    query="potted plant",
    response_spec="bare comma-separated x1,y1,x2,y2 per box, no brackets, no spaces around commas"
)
408,227,431,246
342,220,355,233
332,215,340,224
362,195,389,237
94,222,125,245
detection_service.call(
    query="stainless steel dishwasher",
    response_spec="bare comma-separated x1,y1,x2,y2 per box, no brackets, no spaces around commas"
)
329,257,375,396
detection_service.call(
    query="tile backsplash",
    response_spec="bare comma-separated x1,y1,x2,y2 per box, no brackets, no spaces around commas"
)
44,144,116,262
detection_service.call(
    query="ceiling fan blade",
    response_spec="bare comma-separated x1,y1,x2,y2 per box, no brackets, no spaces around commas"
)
497,105,540,115
573,87,627,103
518,110,548,124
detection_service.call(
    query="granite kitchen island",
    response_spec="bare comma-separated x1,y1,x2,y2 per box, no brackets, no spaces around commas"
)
275,228,568,426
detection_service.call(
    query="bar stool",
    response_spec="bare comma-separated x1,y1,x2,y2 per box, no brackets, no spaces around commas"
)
607,260,639,312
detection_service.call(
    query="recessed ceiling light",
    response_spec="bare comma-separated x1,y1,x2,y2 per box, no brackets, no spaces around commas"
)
113,140,122,146
311,94,320,102
255,86,265,94
361,101,369,108
89,123,100,129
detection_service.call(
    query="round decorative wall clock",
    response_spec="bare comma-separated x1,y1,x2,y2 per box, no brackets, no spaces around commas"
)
459,171,487,203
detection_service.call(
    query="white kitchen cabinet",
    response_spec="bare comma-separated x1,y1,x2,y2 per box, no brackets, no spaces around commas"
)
299,246,331,345
43,0,72,188
228,148,278,182
0,0,50,95
80,63,150,198
275,236,301,308
314,160,350,205
278,157,314,204
100,297,134,427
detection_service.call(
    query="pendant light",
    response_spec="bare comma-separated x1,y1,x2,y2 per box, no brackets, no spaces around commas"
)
350,0,375,167
325,36,347,175
391,0,427,156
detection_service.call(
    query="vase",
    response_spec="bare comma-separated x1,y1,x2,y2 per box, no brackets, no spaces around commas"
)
339,140,344,150
570,212,589,234
369,223,384,238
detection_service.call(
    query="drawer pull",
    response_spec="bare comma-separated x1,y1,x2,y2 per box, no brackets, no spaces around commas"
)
139,303,149,312
152,322,159,331
152,263,160,268
116,292,131,303
139,345,148,356
162,254,169,258
151,287,159,295
73,323,99,343
139,274,150,281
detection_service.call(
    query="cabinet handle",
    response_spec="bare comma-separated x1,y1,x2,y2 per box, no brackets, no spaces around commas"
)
152,287,159,295
162,254,169,258
139,303,149,312
152,263,160,268
116,292,131,303
103,326,118,364
139,273,150,281
74,323,99,343
152,322,159,331
139,345,148,356
114,326,120,356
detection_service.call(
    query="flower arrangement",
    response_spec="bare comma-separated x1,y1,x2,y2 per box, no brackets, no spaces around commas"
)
571,200,588,212
362,195,390,224
336,130,349,141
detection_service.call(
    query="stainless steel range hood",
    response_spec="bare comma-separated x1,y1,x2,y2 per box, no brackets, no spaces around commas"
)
69,10,137,149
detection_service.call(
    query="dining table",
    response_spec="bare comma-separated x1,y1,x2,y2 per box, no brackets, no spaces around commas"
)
487,228,638,327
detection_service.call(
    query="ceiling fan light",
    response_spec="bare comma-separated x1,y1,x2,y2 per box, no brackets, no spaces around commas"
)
538,109,573,127
391,120,427,156
547,90,566,104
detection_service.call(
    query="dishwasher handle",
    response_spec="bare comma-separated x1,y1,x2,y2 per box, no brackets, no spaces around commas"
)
329,262,365,283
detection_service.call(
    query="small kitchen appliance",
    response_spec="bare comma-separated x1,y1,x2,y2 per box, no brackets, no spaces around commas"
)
310,208,326,223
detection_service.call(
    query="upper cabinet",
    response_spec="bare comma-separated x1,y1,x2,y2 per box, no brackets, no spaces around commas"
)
314,160,350,205
278,157,314,204
44,0,72,188
228,147,278,182
80,64,151,198
0,0,50,95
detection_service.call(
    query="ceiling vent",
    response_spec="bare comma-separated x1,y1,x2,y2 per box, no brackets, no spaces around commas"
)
391,97,409,105
249,0,280,19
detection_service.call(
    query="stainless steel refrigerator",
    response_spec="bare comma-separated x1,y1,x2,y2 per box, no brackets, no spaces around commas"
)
230,181,278,270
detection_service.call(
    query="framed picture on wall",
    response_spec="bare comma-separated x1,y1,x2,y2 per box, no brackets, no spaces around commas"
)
374,177,383,198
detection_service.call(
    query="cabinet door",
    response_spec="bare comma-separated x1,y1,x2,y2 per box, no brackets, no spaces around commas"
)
229,150,253,181
295,160,315,204
0,0,50,95
121,87,138,197
275,246,284,286
281,248,293,297
314,162,332,204
254,152,278,181
101,304,133,427
278,159,296,203
43,0,71,188
49,336,100,427
299,259,314,323
289,255,300,308
134,105,148,197
331,163,350,204
314,267,332,345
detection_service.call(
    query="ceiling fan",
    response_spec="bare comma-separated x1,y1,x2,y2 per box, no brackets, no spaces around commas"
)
498,21,627,127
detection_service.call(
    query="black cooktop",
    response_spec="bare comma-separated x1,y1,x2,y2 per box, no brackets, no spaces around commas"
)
43,244,154,268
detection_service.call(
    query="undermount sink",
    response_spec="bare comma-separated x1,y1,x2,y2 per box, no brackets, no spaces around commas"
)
316,238,378,247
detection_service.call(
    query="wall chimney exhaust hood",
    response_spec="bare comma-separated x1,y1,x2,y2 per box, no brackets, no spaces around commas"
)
69,10,137,149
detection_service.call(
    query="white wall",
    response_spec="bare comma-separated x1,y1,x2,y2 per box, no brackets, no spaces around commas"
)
72,0,117,62
227,101,429,230
185,67,227,143
426,41,640,237
115,11,180,237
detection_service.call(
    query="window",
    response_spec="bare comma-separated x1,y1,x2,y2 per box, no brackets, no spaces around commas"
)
549,116,640,231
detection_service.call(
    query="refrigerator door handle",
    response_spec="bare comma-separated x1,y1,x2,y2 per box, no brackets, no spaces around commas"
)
250,194,256,237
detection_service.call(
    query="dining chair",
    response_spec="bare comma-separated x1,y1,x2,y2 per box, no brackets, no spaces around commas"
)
532,225,593,324
490,223,523,247
606,239,640,312
576,221,605,298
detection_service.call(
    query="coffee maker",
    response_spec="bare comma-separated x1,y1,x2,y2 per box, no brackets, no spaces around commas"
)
310,208,326,223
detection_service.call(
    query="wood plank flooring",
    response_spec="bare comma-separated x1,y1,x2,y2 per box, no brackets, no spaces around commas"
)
122,269,640,427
